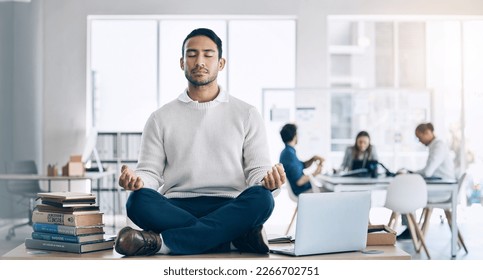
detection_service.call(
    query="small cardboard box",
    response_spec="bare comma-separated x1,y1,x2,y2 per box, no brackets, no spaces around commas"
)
62,154,85,177
366,224,396,246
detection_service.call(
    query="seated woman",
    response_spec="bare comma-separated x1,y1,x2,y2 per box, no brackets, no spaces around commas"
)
279,123,324,196
339,131,378,172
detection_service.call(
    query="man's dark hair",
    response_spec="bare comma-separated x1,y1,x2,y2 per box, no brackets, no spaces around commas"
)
182,28,223,59
415,122,434,134
280,123,297,144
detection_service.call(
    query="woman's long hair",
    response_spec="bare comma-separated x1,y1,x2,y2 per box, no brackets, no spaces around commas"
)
352,131,373,160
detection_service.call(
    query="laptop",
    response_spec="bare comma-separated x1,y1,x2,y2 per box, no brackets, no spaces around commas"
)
351,159,367,170
270,191,371,256
339,168,369,177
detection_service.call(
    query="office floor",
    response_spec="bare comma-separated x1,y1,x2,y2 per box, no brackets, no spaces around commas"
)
1,204,482,260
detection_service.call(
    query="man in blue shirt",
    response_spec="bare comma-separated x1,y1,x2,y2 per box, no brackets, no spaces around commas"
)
279,123,324,196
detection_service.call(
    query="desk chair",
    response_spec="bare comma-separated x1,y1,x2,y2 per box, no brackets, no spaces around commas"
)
285,181,298,235
419,172,469,254
5,160,42,240
284,178,321,235
385,174,430,259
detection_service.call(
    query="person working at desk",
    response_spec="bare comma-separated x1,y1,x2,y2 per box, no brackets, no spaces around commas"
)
397,122,456,239
114,28,286,256
339,131,378,172
400,122,455,180
279,123,324,196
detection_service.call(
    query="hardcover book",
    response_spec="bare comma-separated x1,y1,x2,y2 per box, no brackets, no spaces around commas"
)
32,210,103,227
31,232,105,243
36,192,96,201
40,200,97,208
32,223,105,236
25,238,115,254
37,192,96,207
36,204,100,214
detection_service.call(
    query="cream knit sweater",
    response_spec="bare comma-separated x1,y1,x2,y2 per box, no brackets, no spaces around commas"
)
135,89,272,198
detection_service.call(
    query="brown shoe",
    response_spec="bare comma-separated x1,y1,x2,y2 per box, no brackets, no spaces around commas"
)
114,226,162,256
233,225,269,254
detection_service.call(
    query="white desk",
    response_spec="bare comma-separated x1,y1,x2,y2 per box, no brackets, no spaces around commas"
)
0,171,116,192
318,175,459,258
2,243,410,260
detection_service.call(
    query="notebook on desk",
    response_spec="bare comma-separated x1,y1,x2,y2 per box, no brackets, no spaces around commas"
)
337,168,369,177
269,191,371,256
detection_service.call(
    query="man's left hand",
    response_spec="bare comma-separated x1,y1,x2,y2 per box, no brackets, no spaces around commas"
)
261,163,286,191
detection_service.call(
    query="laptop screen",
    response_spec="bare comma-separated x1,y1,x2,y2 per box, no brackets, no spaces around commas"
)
295,192,371,256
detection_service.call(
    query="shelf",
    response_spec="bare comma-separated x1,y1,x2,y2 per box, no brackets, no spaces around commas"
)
94,132,142,170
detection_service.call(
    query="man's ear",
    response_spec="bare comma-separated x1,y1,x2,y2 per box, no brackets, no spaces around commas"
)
218,58,226,71
180,57,185,70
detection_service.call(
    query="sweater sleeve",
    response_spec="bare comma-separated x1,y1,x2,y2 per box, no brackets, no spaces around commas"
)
416,140,448,178
242,107,272,186
340,147,353,171
135,113,165,191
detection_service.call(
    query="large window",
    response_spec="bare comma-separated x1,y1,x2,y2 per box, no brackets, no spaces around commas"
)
89,20,158,132
88,17,296,132
327,16,483,182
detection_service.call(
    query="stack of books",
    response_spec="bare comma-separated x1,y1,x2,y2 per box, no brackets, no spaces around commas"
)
25,192,115,253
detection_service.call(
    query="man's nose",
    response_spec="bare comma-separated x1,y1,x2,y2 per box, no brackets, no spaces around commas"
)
195,58,206,67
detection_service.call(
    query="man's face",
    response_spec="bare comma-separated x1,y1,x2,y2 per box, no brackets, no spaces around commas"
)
415,130,432,146
180,35,225,87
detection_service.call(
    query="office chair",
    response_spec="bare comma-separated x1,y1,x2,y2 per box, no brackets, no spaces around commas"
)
418,172,469,254
385,174,431,259
5,160,42,240
285,181,299,235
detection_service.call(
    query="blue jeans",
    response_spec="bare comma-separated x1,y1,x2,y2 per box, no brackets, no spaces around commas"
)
126,186,275,255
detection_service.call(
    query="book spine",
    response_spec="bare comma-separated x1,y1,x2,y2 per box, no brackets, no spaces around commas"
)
32,223,77,235
31,232,80,243
25,238,81,253
32,212,77,226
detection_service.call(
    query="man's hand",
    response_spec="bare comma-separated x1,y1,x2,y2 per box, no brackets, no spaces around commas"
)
261,163,286,191
312,156,325,166
305,155,325,169
313,163,323,176
118,165,144,191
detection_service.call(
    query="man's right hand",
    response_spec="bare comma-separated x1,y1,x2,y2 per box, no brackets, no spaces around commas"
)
312,163,323,177
118,165,144,191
